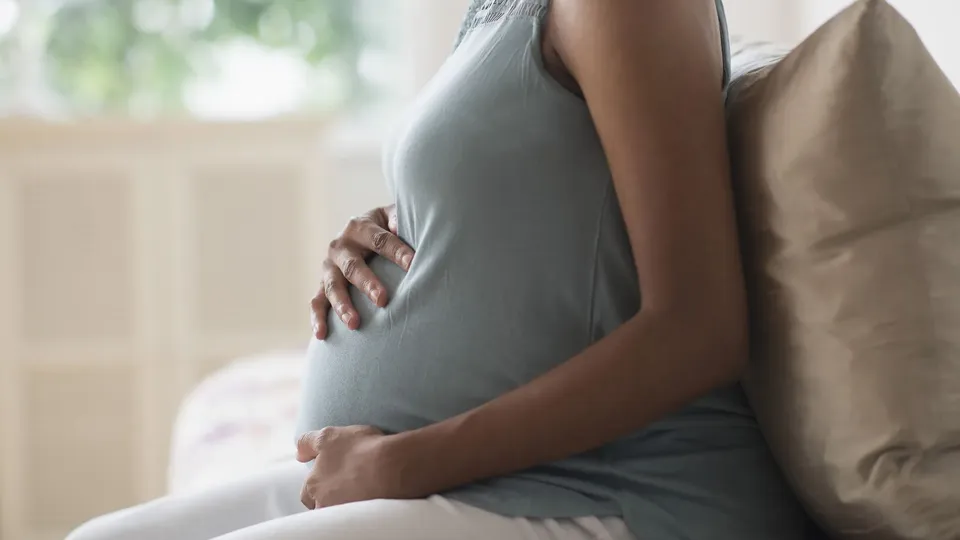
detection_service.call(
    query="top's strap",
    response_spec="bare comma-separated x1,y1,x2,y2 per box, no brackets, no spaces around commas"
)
454,0,732,92
453,0,484,52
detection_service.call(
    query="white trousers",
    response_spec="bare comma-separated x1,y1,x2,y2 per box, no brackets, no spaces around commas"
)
66,461,634,540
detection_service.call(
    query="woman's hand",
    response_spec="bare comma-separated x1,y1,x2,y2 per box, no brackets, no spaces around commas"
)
311,204,414,339
296,426,418,510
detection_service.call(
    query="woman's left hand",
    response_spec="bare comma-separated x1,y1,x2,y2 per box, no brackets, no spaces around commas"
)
296,426,416,510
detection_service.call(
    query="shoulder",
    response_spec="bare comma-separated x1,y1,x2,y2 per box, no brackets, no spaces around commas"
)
545,0,724,87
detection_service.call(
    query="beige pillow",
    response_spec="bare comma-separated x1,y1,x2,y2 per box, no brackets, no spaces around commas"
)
726,1,960,539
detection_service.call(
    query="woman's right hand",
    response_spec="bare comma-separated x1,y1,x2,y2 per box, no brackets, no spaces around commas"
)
311,204,414,340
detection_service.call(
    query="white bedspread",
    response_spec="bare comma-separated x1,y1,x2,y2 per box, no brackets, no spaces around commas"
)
167,351,305,494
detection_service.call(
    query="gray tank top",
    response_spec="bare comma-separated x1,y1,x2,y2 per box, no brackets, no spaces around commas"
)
297,1,804,537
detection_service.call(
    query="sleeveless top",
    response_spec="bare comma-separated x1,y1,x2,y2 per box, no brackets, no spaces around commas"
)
296,1,805,537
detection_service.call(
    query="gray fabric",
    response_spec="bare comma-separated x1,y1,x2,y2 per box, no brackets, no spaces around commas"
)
297,1,804,538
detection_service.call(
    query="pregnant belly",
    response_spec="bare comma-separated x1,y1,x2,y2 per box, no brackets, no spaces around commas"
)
294,256,592,437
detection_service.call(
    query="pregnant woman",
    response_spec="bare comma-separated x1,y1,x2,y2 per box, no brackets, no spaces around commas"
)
68,0,804,539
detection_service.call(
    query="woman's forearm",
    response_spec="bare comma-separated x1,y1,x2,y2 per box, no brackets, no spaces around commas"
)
388,308,747,496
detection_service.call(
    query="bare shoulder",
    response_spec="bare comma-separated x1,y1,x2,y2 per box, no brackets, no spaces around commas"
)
541,0,740,320
544,0,724,88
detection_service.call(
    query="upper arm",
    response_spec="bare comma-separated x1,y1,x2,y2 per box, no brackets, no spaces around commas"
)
550,0,745,327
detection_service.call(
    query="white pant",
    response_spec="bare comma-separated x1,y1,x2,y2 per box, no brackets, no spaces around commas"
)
66,461,634,540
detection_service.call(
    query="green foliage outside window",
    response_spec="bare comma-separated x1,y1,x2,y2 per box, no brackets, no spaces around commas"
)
3,0,371,116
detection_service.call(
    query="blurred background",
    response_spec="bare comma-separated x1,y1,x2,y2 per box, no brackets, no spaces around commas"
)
0,1,956,539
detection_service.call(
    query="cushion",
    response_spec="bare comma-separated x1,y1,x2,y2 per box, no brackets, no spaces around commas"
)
726,1,960,539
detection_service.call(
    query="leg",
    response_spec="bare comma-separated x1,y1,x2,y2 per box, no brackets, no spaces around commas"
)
213,495,635,540
66,461,309,540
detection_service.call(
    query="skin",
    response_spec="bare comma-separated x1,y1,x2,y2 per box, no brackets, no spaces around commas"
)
310,204,413,339
300,0,745,511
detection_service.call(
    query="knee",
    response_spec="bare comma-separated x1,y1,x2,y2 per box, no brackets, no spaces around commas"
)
64,518,107,540
64,510,135,540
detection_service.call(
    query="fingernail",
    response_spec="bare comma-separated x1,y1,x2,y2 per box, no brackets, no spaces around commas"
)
401,253,412,269
335,303,345,315
341,312,353,325
370,289,381,303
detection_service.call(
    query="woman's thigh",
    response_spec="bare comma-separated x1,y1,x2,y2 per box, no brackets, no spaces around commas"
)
214,496,634,540
66,461,309,540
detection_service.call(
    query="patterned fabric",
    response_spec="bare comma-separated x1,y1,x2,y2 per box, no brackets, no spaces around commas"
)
453,0,485,51
167,351,304,494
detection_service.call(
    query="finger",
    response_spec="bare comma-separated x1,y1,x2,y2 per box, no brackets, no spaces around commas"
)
322,261,360,330
297,427,336,461
344,216,413,272
335,253,388,308
370,228,414,272
385,204,399,235
296,432,320,462
300,485,316,510
310,295,329,340
356,425,385,436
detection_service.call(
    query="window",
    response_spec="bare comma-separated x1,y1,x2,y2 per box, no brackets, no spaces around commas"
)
0,0,404,119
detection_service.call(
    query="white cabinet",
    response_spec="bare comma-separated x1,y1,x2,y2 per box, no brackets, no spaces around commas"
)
0,120,388,540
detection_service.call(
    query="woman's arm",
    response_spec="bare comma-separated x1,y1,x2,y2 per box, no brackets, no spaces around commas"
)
388,0,746,496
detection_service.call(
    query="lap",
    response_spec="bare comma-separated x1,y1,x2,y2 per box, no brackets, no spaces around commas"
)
66,460,632,540
212,496,632,540
67,461,309,540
